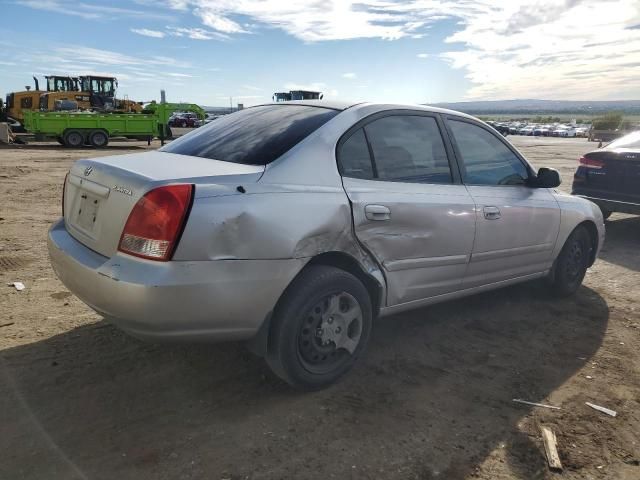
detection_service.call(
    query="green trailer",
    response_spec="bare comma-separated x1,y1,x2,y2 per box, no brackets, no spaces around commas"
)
22,110,158,147
20,102,205,148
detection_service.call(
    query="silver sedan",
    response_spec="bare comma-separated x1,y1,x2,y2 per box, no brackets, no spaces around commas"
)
48,101,605,389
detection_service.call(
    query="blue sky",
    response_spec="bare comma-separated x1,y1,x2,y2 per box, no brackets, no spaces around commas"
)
1,0,639,107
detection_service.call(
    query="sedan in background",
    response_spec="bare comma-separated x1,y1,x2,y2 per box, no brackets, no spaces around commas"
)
49,101,604,390
572,131,640,218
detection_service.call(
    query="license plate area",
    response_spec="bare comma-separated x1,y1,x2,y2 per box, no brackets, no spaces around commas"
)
73,192,101,236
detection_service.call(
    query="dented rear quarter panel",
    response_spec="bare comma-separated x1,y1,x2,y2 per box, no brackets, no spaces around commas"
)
173,104,391,305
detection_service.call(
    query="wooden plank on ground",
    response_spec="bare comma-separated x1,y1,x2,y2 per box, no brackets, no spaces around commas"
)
540,425,563,472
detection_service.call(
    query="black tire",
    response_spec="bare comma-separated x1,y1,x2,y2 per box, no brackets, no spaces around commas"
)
549,226,592,297
266,265,372,390
165,126,173,139
63,130,84,148
89,130,108,148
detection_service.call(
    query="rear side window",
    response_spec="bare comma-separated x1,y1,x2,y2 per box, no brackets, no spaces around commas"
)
161,105,339,165
364,115,452,183
448,120,529,185
337,129,374,179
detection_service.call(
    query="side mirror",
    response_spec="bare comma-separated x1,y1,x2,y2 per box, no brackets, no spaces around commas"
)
532,167,561,188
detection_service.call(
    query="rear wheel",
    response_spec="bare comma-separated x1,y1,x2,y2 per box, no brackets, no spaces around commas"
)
549,226,592,297
89,130,108,148
63,130,84,148
266,265,372,390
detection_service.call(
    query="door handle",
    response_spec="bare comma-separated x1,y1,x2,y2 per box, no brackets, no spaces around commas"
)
365,204,391,221
483,206,501,220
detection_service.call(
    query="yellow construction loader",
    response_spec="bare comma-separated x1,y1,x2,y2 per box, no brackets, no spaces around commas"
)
5,75,142,124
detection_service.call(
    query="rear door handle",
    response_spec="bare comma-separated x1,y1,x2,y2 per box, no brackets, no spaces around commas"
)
365,204,391,221
483,206,501,220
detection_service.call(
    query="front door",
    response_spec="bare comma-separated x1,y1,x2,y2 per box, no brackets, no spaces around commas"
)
338,112,476,306
445,117,561,288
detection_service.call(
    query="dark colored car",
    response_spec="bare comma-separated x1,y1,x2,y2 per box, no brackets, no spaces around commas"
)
168,113,201,128
572,131,640,218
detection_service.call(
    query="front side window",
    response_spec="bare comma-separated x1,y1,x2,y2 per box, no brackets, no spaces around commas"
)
448,120,529,186
364,115,452,183
161,105,339,165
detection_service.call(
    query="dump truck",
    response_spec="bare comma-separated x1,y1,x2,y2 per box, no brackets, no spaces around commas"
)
21,103,205,147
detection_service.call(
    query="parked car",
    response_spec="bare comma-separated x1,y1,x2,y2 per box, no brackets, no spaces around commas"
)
48,102,604,390
169,112,202,128
204,113,221,124
572,130,640,218
519,126,535,135
553,127,576,137
533,126,551,136
487,121,509,136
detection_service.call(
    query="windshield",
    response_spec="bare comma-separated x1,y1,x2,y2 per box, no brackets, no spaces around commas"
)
161,105,339,165
606,131,640,150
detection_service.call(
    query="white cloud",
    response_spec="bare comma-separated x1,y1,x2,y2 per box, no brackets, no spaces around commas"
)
242,85,262,91
167,27,229,40
342,72,357,79
18,0,100,19
131,28,166,38
439,0,640,99
417,53,430,58
0,60,17,66
167,0,475,41
164,0,640,100
167,72,195,77
26,46,193,72
19,0,173,20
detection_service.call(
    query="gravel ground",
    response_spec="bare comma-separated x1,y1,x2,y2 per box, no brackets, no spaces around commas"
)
0,136,638,480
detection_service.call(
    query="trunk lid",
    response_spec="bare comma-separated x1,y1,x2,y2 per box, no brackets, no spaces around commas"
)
584,150,625,200
63,151,264,258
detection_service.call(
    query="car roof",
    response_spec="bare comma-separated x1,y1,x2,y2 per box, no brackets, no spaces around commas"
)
250,100,478,120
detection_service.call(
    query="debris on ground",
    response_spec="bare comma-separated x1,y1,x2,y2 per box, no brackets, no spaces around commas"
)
8,282,25,291
512,398,561,410
540,425,563,472
585,402,618,417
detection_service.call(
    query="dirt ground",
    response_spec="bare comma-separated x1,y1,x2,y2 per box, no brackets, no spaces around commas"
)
1,136,638,480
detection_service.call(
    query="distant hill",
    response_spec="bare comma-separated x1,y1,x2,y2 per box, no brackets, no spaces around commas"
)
430,99,640,115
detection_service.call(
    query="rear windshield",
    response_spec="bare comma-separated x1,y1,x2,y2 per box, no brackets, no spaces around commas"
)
161,105,339,165
606,131,640,150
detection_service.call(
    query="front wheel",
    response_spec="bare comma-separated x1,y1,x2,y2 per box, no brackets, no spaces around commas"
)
266,265,372,390
549,226,592,297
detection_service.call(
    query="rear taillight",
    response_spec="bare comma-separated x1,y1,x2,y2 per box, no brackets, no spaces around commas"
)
579,156,604,169
62,172,69,217
118,184,193,261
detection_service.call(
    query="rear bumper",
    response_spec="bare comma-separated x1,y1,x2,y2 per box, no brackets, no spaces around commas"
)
48,219,304,342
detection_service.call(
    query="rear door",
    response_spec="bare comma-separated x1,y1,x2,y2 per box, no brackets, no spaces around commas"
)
338,111,476,306
444,117,561,288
